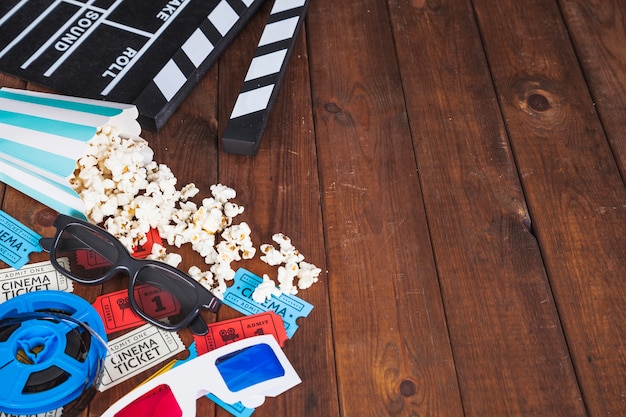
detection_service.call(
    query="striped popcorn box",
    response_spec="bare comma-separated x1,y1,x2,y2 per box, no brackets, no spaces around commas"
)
0,87,141,219
222,0,310,155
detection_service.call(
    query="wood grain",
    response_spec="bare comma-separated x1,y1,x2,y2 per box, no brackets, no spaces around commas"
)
307,0,460,416
560,0,626,174
216,1,339,415
0,0,624,415
474,0,626,415
388,0,586,415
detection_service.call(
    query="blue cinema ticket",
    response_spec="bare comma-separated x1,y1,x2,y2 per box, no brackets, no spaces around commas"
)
0,210,42,269
222,268,314,339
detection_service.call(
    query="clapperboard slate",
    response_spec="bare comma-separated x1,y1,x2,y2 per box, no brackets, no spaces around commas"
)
0,0,266,130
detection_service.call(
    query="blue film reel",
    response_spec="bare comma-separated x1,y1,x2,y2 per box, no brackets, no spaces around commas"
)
0,290,108,415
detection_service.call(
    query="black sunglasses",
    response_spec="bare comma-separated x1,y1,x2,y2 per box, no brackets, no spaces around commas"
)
40,214,221,335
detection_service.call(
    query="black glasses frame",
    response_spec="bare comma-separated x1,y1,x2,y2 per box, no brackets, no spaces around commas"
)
40,214,220,335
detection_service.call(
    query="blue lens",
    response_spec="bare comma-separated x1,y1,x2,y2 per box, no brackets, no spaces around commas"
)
215,343,286,392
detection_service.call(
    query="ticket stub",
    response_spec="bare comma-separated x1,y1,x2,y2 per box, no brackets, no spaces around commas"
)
194,311,288,355
0,259,73,303
0,209,42,269
93,286,180,334
99,324,185,391
131,228,162,259
207,396,253,417
222,268,314,338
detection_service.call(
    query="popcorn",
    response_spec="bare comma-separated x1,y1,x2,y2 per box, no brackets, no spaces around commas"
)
273,233,296,253
210,183,237,203
277,263,299,295
188,266,218,293
254,232,321,300
70,126,320,303
222,223,256,258
297,261,321,289
223,201,244,218
252,274,281,303
180,183,200,201
260,244,284,266
211,261,236,285
146,243,182,267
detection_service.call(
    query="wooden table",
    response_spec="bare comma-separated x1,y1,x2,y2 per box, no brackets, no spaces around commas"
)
1,0,625,415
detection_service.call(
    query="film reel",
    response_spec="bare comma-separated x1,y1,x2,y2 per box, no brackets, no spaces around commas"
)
0,290,108,415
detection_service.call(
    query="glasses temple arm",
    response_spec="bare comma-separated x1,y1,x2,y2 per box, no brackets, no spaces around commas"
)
189,315,208,336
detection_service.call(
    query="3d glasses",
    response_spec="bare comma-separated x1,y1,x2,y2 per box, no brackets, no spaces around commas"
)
39,214,221,335
101,334,301,416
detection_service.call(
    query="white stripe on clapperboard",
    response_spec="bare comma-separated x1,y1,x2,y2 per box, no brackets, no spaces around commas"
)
0,0,28,28
229,0,305,119
152,0,257,102
28,0,113,74
2,0,110,70
0,0,174,88
182,29,215,67
245,49,288,81
101,1,191,95
0,0,67,60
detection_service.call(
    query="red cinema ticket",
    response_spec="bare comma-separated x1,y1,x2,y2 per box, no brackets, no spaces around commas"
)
131,228,162,259
194,311,288,355
92,285,180,334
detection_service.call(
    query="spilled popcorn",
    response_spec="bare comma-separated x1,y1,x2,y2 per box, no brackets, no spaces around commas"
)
70,126,320,301
260,233,321,295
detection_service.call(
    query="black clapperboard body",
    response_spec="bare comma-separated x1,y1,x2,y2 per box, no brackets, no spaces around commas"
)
0,0,265,131
0,0,309,154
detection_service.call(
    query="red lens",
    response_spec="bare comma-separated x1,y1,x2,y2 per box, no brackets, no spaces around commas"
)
114,384,182,417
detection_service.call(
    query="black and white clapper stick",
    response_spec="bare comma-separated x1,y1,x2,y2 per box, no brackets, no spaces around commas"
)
221,0,310,155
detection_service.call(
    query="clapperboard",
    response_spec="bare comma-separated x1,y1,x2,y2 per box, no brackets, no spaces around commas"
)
0,0,309,154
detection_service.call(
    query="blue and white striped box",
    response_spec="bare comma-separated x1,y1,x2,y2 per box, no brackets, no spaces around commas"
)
0,88,140,218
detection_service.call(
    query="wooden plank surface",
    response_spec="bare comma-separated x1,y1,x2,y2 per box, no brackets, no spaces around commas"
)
306,1,461,416
560,0,626,171
388,0,586,415
0,0,625,416
473,0,626,416
215,1,339,415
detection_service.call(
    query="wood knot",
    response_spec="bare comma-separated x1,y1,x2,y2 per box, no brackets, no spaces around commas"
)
527,93,550,112
399,379,417,397
324,102,342,114
520,88,559,116
209,116,219,137
511,78,562,119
